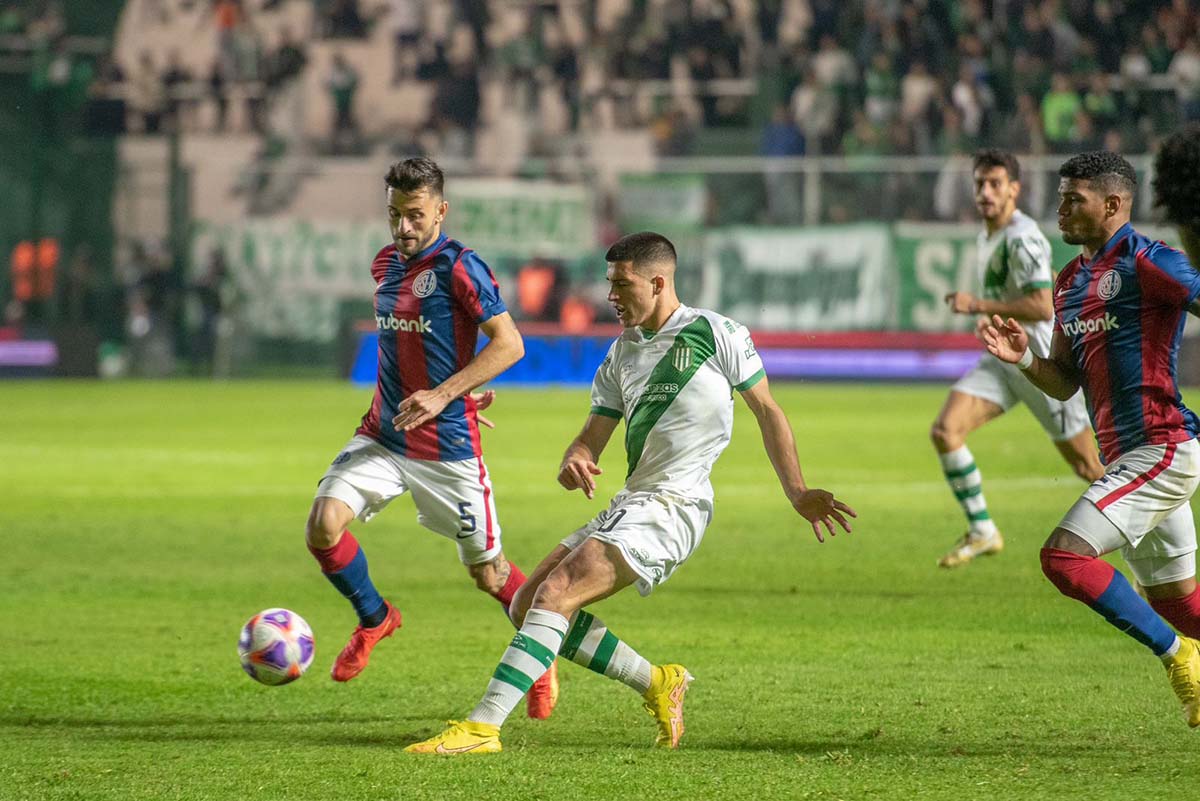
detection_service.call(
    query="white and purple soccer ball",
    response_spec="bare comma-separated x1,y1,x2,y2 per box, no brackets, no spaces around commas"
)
238,608,315,686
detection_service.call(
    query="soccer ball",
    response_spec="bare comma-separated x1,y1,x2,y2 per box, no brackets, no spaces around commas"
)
238,608,315,686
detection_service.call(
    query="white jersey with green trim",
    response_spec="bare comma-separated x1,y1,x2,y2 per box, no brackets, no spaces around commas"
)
589,304,765,501
976,208,1055,356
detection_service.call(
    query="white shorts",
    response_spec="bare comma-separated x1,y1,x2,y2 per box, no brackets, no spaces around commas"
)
1057,439,1200,586
953,354,1090,442
560,489,713,596
316,435,502,565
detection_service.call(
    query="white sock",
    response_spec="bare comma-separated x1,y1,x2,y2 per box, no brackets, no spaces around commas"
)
939,445,997,536
561,610,653,694
469,608,568,726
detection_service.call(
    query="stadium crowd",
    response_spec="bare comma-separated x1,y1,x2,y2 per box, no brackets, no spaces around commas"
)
5,0,1200,158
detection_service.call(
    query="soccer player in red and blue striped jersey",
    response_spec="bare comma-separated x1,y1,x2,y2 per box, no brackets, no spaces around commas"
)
984,150,1200,727
303,158,558,717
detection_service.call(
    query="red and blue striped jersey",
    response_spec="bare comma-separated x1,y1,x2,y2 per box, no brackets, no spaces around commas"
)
355,234,507,461
1054,223,1200,464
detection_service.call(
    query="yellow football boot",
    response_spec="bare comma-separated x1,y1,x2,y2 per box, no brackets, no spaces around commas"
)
938,530,1004,568
403,720,502,755
642,664,693,749
1164,637,1200,728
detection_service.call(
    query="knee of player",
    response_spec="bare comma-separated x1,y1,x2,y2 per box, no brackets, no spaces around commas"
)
531,570,573,613
305,505,344,548
929,421,960,450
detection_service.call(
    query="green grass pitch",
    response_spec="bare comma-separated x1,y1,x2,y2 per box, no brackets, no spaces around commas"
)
2,380,1198,800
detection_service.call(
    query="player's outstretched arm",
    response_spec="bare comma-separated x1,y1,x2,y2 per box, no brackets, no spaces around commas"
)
393,312,524,431
982,315,1080,400
557,414,620,500
739,376,856,543
947,287,1053,323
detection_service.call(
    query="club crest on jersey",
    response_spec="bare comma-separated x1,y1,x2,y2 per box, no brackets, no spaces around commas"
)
1097,270,1122,300
671,344,692,371
412,270,437,298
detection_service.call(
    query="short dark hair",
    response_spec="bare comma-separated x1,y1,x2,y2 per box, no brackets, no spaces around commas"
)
384,157,444,196
973,148,1020,182
1154,125,1200,234
1058,151,1137,197
605,231,677,268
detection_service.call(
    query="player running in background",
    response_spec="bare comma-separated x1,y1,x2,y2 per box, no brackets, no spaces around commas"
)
934,149,1103,569
404,231,855,754
984,150,1200,726
303,157,558,718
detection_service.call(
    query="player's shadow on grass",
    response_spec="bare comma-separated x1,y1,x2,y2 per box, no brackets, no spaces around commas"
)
1,711,451,749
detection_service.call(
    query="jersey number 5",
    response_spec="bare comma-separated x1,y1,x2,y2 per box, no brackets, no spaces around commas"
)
458,501,477,533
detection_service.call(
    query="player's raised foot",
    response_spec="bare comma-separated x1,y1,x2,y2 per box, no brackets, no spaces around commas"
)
527,659,559,719
330,601,402,682
642,663,693,749
404,720,502,755
937,530,1004,569
1164,636,1200,727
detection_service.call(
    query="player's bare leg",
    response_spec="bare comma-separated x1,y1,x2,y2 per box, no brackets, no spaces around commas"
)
1041,528,1200,726
931,391,1006,567
305,497,402,681
1052,430,1105,482
467,552,559,719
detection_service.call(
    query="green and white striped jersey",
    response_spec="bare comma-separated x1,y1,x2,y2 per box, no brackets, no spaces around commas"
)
589,305,766,501
977,208,1055,355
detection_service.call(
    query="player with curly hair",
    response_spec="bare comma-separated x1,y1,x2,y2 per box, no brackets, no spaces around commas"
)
984,150,1200,726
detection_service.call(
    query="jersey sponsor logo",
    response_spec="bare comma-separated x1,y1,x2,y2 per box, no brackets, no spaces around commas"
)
637,382,681,404
1097,270,1122,300
412,270,437,298
376,313,434,333
1061,312,1120,337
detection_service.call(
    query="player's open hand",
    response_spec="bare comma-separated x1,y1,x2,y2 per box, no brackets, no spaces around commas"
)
790,488,857,543
982,314,1029,365
392,388,452,431
944,291,977,315
470,390,496,429
558,455,603,499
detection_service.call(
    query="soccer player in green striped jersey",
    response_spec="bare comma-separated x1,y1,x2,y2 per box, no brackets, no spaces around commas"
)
405,231,855,755
933,149,1102,569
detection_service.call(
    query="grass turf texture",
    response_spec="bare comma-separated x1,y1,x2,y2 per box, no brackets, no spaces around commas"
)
2,380,1197,801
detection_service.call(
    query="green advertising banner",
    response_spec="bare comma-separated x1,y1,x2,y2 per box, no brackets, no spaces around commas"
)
191,180,596,341
700,225,893,330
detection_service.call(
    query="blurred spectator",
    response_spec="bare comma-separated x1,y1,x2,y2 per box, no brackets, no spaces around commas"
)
325,52,360,153
127,51,165,133
1169,37,1200,122
212,0,242,81
760,103,805,225
160,49,193,131
264,26,307,91
1083,74,1119,131
863,52,899,127
1041,73,1081,150
325,0,367,39
0,4,26,36
651,107,696,157
190,248,229,376
385,0,422,84
790,70,838,155
208,60,229,132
